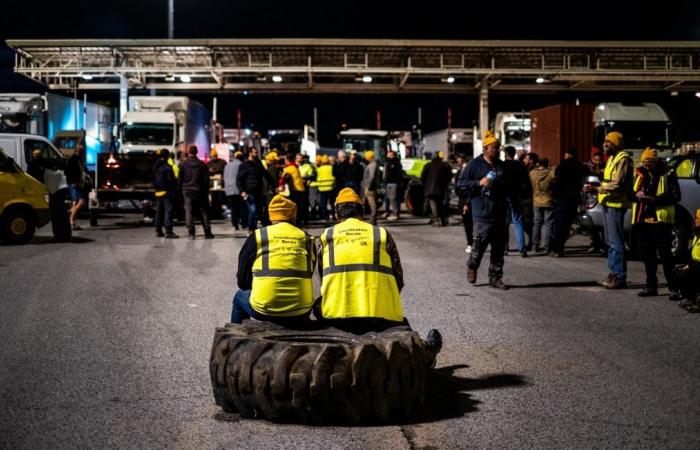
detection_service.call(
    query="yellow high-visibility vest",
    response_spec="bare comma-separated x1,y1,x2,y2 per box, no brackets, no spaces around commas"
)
692,236,700,263
250,222,315,317
319,218,403,322
316,165,335,192
282,164,305,193
598,151,632,209
631,169,675,225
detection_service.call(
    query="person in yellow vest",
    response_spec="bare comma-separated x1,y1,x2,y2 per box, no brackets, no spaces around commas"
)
676,209,700,313
230,194,315,324
586,131,634,289
316,188,442,357
316,155,336,221
152,149,179,239
278,153,307,226
631,148,681,297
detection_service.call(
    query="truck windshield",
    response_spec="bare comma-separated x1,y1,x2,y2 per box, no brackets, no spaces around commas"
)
122,124,174,146
269,133,301,154
503,121,531,147
342,137,386,155
597,122,673,149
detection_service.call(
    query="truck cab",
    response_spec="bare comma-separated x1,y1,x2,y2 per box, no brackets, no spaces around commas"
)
0,133,67,194
494,112,531,153
593,103,675,162
339,129,389,162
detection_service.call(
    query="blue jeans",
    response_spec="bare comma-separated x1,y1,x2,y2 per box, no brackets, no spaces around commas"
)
231,290,255,323
230,289,310,325
603,206,627,279
506,205,527,252
245,195,262,231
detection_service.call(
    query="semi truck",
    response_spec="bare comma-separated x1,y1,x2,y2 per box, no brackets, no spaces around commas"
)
94,96,211,220
421,128,474,160
0,93,113,170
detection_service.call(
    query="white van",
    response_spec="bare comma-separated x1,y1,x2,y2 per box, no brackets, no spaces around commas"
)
0,133,67,194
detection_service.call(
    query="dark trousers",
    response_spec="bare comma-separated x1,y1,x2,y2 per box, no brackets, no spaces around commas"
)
184,191,211,235
549,199,578,253
428,193,448,225
318,191,334,220
49,189,72,242
210,191,226,219
676,262,700,302
468,219,507,281
636,223,676,289
459,199,473,246
246,195,264,231
226,194,247,229
155,194,174,233
290,190,309,226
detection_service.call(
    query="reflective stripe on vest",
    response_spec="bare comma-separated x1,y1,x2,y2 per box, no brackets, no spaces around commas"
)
631,170,675,225
250,222,314,317
316,165,335,192
692,236,700,263
320,218,403,322
598,151,631,209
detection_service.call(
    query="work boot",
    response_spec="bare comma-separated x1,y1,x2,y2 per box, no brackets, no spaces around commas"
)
598,273,614,287
489,278,508,290
467,267,477,284
638,286,658,297
520,250,528,258
602,275,626,289
669,289,683,301
205,232,215,239
165,231,179,239
425,329,443,368
156,229,165,238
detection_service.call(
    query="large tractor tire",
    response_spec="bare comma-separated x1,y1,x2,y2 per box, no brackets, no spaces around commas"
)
209,320,433,425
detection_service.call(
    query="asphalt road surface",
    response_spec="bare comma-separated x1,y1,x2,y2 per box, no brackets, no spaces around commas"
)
2,214,699,449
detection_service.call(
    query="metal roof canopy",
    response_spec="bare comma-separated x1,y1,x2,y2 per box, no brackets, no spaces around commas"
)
7,39,700,93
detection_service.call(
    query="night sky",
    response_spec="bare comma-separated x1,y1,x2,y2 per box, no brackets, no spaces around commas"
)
2,1,700,143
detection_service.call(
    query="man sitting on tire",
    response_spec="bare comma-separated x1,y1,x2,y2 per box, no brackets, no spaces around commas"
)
231,194,315,325
317,188,442,355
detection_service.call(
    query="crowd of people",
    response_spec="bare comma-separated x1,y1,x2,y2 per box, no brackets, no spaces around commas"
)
151,132,700,314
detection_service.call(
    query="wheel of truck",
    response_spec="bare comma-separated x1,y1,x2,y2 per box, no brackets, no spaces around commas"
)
209,320,433,425
0,208,36,245
671,220,691,261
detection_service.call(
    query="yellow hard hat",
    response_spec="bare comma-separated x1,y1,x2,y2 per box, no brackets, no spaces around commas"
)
605,131,623,148
320,155,329,164
437,151,445,159
335,187,363,205
641,147,658,162
482,130,499,147
364,150,375,160
265,151,278,162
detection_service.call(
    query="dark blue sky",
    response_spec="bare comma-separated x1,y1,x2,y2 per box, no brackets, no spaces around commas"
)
2,1,700,142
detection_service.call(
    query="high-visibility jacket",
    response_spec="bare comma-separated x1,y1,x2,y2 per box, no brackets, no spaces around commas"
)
300,163,316,183
692,235,700,263
281,164,305,193
598,151,632,209
168,157,179,179
631,168,675,225
250,222,315,317
316,165,335,192
319,218,403,322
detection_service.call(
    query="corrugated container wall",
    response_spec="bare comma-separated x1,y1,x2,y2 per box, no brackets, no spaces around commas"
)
530,104,595,166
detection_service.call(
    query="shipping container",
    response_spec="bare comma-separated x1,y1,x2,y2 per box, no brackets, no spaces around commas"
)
529,104,595,166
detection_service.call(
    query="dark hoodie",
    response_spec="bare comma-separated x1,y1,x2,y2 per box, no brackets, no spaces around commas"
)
179,156,209,195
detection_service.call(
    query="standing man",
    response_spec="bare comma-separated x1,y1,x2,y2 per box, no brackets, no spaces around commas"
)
65,143,87,231
362,150,380,225
207,149,227,218
237,147,274,234
316,155,336,221
179,145,214,239
632,148,681,297
457,131,512,290
383,150,403,221
503,146,531,257
530,156,555,253
587,132,633,288
280,153,308,226
549,147,587,257
223,151,247,230
152,149,179,239
421,151,453,226
455,154,474,253
230,194,314,325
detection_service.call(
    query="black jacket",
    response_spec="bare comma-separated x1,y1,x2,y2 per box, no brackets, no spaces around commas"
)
178,156,209,195
552,158,587,202
236,159,274,197
456,155,512,221
336,161,364,186
65,154,82,186
421,159,453,197
383,158,403,184
503,159,532,203
152,159,176,193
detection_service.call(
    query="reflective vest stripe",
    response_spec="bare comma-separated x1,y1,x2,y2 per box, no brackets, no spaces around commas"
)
631,170,674,225
325,225,386,274
693,236,700,263
260,226,269,271
322,264,394,276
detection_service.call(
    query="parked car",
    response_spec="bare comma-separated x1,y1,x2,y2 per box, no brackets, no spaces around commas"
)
578,153,700,258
